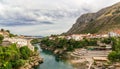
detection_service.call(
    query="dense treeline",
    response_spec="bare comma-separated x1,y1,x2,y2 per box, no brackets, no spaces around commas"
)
0,44,33,69
30,39,41,44
41,37,98,51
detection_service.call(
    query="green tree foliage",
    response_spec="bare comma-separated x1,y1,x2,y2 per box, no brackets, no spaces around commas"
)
6,30,10,33
0,44,33,69
34,46,38,52
0,61,12,69
108,51,120,62
0,35,4,44
111,37,120,51
20,46,33,59
30,39,41,44
9,33,16,38
108,37,120,62
101,38,112,44
41,37,98,51
12,59,25,68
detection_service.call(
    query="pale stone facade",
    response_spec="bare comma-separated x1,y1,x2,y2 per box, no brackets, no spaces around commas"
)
3,38,34,51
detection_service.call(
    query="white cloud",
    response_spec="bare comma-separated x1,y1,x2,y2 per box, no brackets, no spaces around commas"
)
0,0,120,36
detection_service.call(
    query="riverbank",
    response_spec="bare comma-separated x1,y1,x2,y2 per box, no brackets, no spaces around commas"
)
19,52,43,69
40,44,88,69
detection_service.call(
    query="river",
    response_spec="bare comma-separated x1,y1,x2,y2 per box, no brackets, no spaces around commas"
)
35,44,74,69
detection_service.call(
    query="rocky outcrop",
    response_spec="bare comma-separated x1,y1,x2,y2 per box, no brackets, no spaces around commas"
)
41,44,65,54
67,2,120,34
19,55,43,69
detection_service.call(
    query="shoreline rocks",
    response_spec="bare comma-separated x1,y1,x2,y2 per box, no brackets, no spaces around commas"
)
19,55,43,69
40,44,66,55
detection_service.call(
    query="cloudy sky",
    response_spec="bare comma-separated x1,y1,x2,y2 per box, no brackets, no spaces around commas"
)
0,0,120,36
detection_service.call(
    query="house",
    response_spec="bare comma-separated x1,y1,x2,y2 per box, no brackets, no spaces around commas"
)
1,40,12,46
58,36,65,39
49,37,56,40
66,36,72,40
0,31,9,37
108,32,119,37
105,45,112,50
108,30,120,37
70,34,83,41
3,37,34,51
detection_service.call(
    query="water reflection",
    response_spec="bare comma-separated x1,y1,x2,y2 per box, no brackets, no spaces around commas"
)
34,44,74,69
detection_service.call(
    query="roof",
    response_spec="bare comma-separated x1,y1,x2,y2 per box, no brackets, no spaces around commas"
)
113,30,120,35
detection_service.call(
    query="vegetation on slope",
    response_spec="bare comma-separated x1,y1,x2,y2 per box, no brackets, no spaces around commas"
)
0,44,34,69
67,2,120,34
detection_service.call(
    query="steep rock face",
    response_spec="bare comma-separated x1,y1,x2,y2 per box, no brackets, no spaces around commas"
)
67,2,120,34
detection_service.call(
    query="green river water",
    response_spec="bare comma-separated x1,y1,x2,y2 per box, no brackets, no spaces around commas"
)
35,44,74,69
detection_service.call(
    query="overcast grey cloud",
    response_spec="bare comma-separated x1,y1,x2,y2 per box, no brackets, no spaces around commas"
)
0,0,120,36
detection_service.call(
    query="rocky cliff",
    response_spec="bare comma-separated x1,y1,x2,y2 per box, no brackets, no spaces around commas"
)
67,2,120,34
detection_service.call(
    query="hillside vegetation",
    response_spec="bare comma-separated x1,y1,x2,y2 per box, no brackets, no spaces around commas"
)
67,2,120,34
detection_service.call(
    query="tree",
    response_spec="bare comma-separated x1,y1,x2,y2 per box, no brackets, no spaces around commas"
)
1,29,4,32
6,30,10,33
0,35,4,44
13,59,25,68
108,51,120,62
9,34,15,37
20,46,32,59
108,51,117,62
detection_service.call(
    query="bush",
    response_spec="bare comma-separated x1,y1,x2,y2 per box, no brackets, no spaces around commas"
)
34,46,38,52
0,35,4,44
20,46,33,59
0,61,12,69
12,59,25,68
30,39,41,44
108,51,120,62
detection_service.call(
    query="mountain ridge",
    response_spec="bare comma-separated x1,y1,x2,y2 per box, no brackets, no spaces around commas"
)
67,2,120,34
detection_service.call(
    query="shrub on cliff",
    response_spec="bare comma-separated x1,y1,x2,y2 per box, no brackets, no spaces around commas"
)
20,46,33,59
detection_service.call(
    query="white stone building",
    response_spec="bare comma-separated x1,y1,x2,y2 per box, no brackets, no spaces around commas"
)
70,34,83,41
108,32,120,37
3,37,34,51
0,31,9,37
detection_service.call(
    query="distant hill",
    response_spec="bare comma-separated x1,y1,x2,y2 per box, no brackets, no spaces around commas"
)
67,2,120,34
